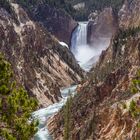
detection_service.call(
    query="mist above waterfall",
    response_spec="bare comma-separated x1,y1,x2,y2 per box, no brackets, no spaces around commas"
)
71,22,110,71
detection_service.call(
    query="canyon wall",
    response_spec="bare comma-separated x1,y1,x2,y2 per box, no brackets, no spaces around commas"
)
23,1,77,44
0,1,83,107
48,0,140,139
119,0,140,29
87,8,118,45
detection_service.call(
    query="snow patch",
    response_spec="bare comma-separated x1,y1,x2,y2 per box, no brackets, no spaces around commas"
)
59,41,69,48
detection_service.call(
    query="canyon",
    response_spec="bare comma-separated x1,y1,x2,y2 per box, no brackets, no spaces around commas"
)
48,0,140,140
1,0,140,140
0,1,83,107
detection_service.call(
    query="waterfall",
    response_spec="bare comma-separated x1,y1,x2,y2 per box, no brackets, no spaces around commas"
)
71,22,110,71
71,22,88,54
32,21,111,140
74,22,87,47
71,22,97,71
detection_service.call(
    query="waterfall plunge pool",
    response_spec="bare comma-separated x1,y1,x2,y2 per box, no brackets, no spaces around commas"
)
71,22,110,71
32,85,77,140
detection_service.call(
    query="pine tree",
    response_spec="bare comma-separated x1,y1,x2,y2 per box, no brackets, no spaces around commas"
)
64,93,72,140
131,70,140,94
0,54,38,140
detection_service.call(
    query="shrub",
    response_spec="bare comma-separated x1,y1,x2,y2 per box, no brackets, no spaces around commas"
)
131,70,140,94
129,100,137,118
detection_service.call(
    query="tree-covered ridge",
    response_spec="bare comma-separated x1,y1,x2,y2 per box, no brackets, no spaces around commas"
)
16,0,76,19
84,0,124,10
0,0,125,21
0,0,12,13
0,54,38,140
72,0,124,20
16,0,124,20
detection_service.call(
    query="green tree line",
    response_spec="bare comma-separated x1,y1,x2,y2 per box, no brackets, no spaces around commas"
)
0,0,125,21
0,54,38,140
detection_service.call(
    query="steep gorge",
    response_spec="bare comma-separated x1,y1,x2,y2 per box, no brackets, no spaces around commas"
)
0,1,83,107
48,0,140,139
1,0,140,140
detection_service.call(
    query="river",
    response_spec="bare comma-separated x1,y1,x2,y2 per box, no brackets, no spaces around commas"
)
32,85,77,140
32,21,109,140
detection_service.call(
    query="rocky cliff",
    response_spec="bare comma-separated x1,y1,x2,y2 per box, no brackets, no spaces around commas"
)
87,8,117,46
19,1,77,45
87,0,140,46
48,0,140,139
0,1,83,107
34,4,77,45
49,23,140,140
119,0,140,29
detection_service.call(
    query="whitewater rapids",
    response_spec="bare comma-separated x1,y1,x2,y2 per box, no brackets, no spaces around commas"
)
32,85,77,140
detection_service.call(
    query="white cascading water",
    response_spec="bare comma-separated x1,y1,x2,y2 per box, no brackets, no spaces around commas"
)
71,22,94,69
32,85,77,140
71,22,110,71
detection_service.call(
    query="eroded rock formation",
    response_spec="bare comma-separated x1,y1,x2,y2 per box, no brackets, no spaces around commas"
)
0,2,83,107
26,2,77,44
87,7,118,46
49,25,140,140
48,0,140,139
119,0,140,29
